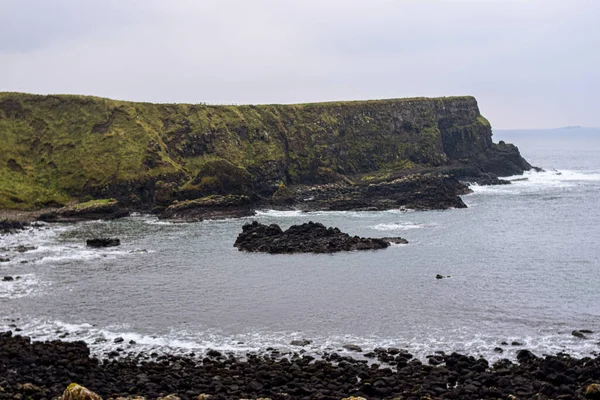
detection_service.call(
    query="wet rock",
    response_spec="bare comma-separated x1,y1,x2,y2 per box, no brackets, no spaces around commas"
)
573,330,588,339
87,238,121,248
15,245,36,253
342,344,363,352
114,337,124,343
234,221,399,254
61,383,102,400
494,347,504,353
511,341,523,346
2,276,14,281
290,339,312,346
206,349,222,358
0,220,28,234
0,258,9,262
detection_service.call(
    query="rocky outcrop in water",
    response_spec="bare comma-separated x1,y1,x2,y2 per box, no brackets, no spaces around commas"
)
1,332,600,400
86,238,121,248
159,195,254,221
38,199,129,223
234,221,406,254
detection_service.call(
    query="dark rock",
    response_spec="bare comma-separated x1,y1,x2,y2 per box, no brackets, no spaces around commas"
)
113,337,124,343
494,347,504,353
342,344,363,352
572,330,588,339
2,276,14,281
511,341,523,346
0,219,28,234
290,339,312,346
436,274,445,279
206,349,222,358
0,257,9,262
234,221,398,254
15,245,36,252
87,238,121,248
380,237,409,244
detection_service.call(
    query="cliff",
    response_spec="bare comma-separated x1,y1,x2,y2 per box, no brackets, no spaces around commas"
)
0,92,530,210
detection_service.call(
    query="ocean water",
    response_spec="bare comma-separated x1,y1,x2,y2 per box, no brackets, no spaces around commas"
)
1,129,600,362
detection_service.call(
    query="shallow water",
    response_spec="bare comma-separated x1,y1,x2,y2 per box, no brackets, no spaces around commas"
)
1,130,600,361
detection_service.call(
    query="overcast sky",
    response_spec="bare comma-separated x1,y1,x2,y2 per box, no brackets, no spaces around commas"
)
0,0,598,129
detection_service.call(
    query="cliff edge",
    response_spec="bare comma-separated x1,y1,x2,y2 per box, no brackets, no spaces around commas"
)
0,93,530,211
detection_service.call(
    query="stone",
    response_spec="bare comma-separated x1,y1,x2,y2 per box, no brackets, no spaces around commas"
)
2,276,14,281
21,383,42,393
585,383,600,399
0,258,9,263
342,344,363,352
61,383,102,400
572,330,588,339
156,395,180,400
87,238,120,248
290,339,312,346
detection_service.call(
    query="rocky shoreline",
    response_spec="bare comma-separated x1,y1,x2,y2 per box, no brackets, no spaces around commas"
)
1,332,600,400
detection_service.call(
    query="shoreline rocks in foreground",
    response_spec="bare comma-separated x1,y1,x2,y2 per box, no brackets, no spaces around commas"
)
234,221,407,254
1,332,600,400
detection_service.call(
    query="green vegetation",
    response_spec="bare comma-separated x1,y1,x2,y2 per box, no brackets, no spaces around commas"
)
0,92,492,209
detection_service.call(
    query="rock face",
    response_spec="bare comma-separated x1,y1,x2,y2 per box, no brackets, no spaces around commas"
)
0,92,531,212
38,199,129,222
159,195,254,221
234,221,406,254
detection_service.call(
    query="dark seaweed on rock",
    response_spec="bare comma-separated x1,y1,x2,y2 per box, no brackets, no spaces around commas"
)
234,221,406,254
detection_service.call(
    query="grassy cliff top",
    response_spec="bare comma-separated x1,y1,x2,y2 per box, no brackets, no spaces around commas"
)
0,92,476,108
0,92,487,210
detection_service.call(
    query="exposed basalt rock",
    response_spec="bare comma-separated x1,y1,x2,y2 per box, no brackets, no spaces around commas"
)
234,221,406,254
86,238,121,248
38,199,129,222
0,92,531,211
0,219,28,234
160,195,254,221
2,333,600,400
274,173,469,212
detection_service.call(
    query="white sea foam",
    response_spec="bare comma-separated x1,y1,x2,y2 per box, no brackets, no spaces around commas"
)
254,210,305,217
0,274,48,299
469,169,600,194
6,317,599,362
372,222,433,231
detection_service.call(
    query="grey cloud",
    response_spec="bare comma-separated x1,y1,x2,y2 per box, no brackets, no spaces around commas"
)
0,0,598,128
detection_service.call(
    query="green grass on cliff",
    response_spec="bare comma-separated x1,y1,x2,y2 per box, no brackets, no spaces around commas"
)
0,92,490,209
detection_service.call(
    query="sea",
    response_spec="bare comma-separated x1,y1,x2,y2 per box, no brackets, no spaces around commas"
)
1,127,599,362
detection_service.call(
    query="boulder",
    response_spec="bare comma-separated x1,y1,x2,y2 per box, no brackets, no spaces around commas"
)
290,339,312,347
234,221,404,254
342,344,363,352
61,383,102,400
2,276,14,281
86,238,120,248
585,383,600,400
572,330,588,339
